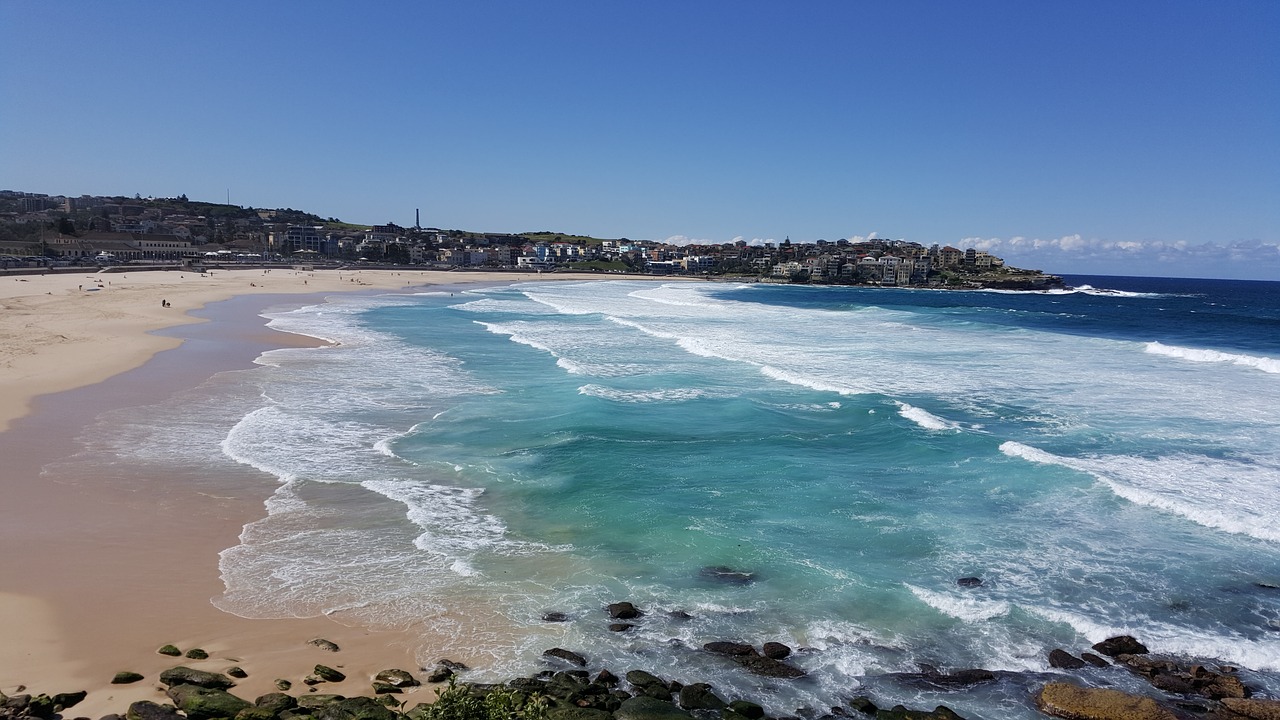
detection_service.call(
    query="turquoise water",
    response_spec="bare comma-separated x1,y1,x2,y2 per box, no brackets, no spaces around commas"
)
85,277,1280,717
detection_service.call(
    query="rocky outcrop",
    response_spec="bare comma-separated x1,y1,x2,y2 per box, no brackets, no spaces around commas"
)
606,602,643,620
1034,682,1176,720
544,648,588,667
702,641,805,678
1048,649,1087,670
1220,697,1280,720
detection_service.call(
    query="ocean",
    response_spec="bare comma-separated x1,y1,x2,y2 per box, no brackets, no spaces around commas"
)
66,275,1280,718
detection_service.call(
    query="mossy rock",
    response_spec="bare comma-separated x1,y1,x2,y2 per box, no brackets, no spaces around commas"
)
159,667,236,690
235,708,280,720
166,684,252,720
254,693,298,714
158,645,183,657
113,671,146,684
186,648,211,660
313,665,346,683
615,696,696,720
127,700,185,720
275,680,293,691
313,696,396,720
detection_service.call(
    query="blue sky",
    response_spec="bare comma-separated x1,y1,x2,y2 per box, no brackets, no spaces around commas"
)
2,2,1277,279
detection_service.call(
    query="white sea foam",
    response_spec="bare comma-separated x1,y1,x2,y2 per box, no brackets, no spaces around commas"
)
896,402,961,431
577,384,720,403
1000,442,1280,543
907,584,1012,622
1146,341,1280,374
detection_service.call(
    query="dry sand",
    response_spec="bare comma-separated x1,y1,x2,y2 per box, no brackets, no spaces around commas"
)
0,266,644,716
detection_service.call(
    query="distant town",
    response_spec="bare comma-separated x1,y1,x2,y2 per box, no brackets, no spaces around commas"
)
0,190,1063,289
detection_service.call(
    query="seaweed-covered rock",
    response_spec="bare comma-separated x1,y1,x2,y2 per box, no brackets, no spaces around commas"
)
313,666,347,683
127,701,185,720
113,672,146,685
158,645,183,657
254,693,298,714
314,697,396,720
607,602,643,620
24,695,56,720
1091,635,1148,657
297,695,346,710
677,683,726,711
235,707,280,720
166,684,252,720
615,696,695,720
373,670,418,688
1048,649,1086,670
159,667,236,690
186,649,210,660
309,639,341,652
1034,683,1175,720
543,648,587,667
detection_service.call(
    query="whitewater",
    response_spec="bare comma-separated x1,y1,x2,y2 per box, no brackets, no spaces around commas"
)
76,275,1280,718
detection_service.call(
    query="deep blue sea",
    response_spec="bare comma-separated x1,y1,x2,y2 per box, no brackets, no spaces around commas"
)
78,275,1280,718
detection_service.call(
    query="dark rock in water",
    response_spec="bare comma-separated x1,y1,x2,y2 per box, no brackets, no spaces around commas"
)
544,648,588,667
668,610,693,620
733,654,806,679
1034,682,1176,720
113,671,146,684
703,641,756,657
1255,581,1280,590
614,696,695,720
609,623,635,632
374,669,418,688
126,701,185,720
157,645,183,657
159,667,236,690
1048,649,1086,670
315,696,397,720
875,706,966,720
607,602,644,619
729,700,765,719
1091,635,1148,657
762,642,792,660
437,659,469,671
846,697,878,716
625,670,666,691
254,693,298,714
309,638,341,652
887,668,995,687
699,566,756,585
425,664,454,684
543,612,570,622
226,667,248,679
185,648,210,660
595,669,619,686
313,665,347,682
677,683,726,711
166,684,252,720
956,577,982,588
1080,653,1109,667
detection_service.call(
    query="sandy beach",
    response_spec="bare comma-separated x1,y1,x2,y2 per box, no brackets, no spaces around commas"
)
0,267,630,716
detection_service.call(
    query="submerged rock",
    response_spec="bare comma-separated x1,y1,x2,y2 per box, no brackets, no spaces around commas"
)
702,642,755,657
543,648,588,667
542,612,570,622
956,577,983,588
699,566,755,585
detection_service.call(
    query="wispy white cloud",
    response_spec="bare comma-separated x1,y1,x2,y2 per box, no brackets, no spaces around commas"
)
959,234,1280,279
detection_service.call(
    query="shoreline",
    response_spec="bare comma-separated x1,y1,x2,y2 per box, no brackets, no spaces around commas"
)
0,269,670,717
